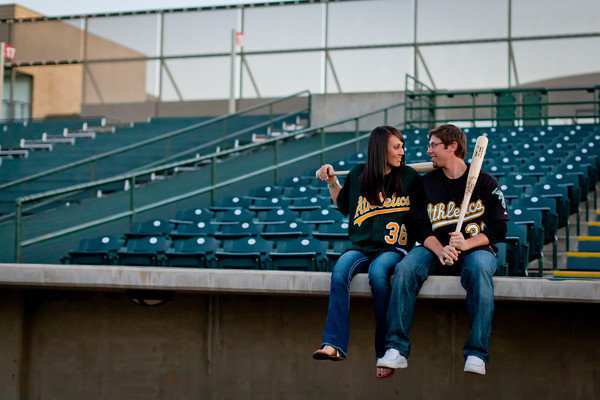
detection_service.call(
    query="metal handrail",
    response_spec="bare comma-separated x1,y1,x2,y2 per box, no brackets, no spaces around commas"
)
0,90,311,190
13,100,405,261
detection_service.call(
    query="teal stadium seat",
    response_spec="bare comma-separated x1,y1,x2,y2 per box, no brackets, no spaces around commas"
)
170,220,215,238
216,237,274,269
270,237,329,271
118,236,170,266
166,236,220,268
66,235,123,265
125,219,173,238
260,221,311,239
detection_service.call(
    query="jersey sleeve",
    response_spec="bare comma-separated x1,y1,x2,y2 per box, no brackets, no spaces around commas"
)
335,175,351,216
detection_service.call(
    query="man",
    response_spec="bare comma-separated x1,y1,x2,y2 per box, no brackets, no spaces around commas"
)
377,124,508,376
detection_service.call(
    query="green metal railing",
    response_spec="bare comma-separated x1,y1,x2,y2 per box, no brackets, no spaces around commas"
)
403,84,600,128
0,90,312,191
12,99,405,262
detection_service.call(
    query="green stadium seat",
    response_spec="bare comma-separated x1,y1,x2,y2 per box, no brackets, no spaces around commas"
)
215,221,261,238
118,236,170,266
170,220,215,238
249,197,292,211
171,208,213,224
166,236,219,268
312,221,349,240
125,219,173,239
270,238,329,271
215,237,274,269
289,196,331,211
301,208,343,224
213,209,255,225
260,221,311,239
66,235,123,265
211,196,253,211
256,208,298,225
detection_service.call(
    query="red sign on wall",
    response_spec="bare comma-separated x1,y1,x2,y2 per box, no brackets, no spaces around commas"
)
4,45,15,61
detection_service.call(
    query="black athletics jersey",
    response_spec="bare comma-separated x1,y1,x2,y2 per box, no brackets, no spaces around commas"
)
336,163,422,256
411,165,509,254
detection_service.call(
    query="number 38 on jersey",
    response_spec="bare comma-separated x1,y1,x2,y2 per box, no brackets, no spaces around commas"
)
384,222,408,245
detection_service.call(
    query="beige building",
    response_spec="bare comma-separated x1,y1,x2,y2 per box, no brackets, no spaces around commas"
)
0,4,147,119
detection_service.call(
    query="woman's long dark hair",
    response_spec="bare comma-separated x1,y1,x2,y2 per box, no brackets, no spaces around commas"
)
358,126,406,206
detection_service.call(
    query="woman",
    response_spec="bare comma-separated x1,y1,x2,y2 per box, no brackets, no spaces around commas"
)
313,126,421,380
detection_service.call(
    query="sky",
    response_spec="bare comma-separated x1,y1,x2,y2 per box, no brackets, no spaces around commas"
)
0,0,280,16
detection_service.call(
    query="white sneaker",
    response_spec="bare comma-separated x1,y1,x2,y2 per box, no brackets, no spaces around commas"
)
464,355,486,375
376,348,408,369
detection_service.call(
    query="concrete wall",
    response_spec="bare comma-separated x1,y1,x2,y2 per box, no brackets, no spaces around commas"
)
1,287,599,400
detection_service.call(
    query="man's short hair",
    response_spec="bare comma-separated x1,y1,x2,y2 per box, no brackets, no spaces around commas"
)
428,124,467,159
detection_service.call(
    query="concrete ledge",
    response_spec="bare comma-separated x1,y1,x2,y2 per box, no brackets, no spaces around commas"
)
0,263,599,303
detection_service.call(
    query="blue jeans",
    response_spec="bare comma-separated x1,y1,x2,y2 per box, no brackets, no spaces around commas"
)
385,246,497,363
321,250,405,359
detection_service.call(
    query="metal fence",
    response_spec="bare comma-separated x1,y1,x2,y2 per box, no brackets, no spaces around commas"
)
1,0,599,114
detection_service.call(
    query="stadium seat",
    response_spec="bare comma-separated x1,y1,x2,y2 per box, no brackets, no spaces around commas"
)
301,208,343,224
288,196,331,211
66,235,123,265
270,237,329,271
255,208,298,224
260,221,311,239
502,221,529,276
125,219,173,238
248,185,284,199
215,237,274,269
249,197,292,211
170,220,215,238
283,185,321,199
166,236,220,268
171,208,213,224
281,175,319,187
508,207,545,276
213,209,255,225
312,221,349,240
210,196,253,211
513,196,559,268
118,236,170,266
215,221,261,238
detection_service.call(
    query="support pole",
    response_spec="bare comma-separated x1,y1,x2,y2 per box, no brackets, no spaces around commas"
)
0,42,5,120
229,30,238,114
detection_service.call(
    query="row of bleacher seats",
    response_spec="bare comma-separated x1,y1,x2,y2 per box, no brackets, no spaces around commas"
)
0,114,306,216
65,123,600,276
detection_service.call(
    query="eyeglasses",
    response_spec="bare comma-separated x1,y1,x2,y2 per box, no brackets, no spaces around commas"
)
428,141,444,149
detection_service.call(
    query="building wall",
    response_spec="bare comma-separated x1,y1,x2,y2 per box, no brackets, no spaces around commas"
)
1,288,599,400
0,5,147,119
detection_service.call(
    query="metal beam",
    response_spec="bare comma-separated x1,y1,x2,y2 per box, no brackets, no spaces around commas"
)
7,31,600,68
162,61,184,101
416,47,436,90
242,56,261,98
326,52,342,93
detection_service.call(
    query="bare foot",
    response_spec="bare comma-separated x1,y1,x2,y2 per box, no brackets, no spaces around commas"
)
376,366,395,380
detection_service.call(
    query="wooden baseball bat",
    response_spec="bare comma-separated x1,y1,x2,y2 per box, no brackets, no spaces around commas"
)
317,161,434,178
445,135,489,266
